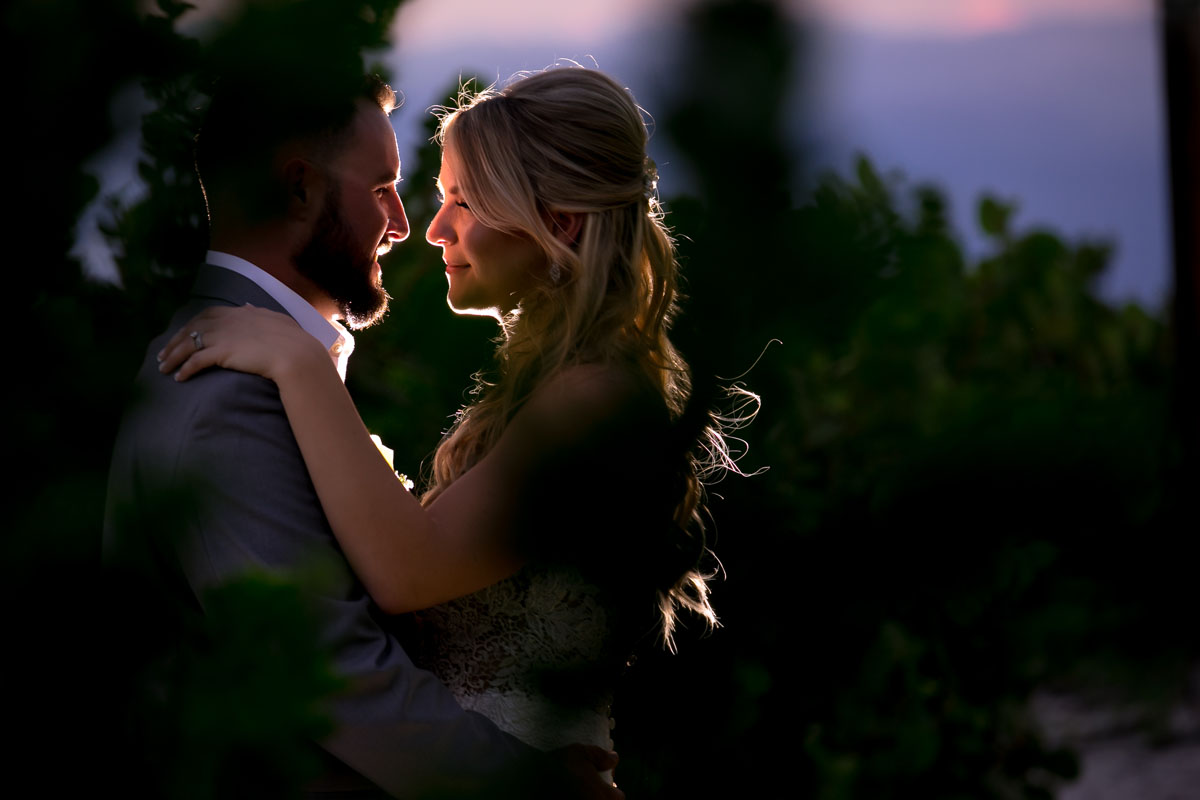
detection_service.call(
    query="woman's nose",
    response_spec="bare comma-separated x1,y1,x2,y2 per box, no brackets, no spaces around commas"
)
426,203,452,246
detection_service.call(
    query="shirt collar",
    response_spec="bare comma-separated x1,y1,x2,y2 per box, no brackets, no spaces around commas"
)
205,250,354,380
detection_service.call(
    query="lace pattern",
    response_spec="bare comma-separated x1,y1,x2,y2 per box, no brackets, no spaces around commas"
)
416,565,620,751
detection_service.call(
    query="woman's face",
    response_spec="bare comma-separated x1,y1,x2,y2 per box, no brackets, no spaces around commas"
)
426,141,546,318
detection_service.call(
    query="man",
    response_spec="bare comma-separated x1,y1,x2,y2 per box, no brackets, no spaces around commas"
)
104,73,619,798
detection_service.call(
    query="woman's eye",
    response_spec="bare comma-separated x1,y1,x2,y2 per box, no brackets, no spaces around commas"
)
456,201,471,211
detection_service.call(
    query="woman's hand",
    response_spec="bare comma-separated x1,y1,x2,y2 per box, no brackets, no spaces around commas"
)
157,304,327,384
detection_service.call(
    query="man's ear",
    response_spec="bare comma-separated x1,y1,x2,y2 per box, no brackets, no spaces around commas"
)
549,211,585,247
283,158,323,220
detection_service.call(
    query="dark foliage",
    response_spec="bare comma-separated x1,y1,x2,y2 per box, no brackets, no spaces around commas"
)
609,4,1189,798
8,1,404,795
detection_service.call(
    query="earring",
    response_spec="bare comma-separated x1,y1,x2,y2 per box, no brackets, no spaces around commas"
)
549,262,563,284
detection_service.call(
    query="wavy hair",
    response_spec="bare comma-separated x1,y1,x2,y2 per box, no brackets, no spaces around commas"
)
424,66,744,650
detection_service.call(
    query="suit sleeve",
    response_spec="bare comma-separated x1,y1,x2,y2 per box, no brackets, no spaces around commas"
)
133,362,532,798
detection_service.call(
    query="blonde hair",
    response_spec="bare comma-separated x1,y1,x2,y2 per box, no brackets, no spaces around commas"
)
425,66,734,650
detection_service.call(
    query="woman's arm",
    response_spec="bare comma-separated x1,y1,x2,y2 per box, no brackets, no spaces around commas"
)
158,305,638,613
159,305,520,612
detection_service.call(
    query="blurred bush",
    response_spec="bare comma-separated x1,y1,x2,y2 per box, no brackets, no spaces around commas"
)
608,2,1188,799
7,1,404,795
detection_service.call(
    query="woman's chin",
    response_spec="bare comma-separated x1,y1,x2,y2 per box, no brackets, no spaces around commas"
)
444,292,503,321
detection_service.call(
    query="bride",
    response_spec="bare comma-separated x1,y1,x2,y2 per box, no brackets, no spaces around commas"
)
160,66,740,757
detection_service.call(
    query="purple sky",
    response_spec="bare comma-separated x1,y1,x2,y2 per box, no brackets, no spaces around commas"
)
802,16,1169,307
382,0,1167,307
78,0,1169,309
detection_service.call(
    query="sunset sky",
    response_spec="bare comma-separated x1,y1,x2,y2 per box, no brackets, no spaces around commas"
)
383,0,1166,306
802,0,1143,34
80,0,1168,306
390,0,1146,39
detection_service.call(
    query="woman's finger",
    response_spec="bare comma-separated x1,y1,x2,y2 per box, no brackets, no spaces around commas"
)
157,328,205,377
174,340,224,381
158,335,187,373
158,325,194,363
158,307,221,362
157,306,246,373
156,303,305,382
159,324,211,374
170,319,236,382
159,330,198,373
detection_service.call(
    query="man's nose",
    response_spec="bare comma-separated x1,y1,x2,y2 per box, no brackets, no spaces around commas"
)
387,195,409,242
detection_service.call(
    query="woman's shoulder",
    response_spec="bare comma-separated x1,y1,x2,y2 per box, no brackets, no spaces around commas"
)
516,361,664,446
533,360,647,403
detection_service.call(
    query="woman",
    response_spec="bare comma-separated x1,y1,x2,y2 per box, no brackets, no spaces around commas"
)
159,66,741,753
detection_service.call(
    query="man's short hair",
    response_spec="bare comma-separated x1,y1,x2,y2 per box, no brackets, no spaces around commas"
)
195,73,396,224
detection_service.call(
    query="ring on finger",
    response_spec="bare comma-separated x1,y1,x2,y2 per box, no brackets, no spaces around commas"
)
190,330,204,351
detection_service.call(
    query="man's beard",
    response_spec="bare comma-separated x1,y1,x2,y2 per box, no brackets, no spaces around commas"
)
294,190,391,330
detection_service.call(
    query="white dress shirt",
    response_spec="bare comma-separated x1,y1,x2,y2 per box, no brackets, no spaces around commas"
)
205,250,355,381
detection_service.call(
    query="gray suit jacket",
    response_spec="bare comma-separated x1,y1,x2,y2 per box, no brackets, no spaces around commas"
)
104,264,529,798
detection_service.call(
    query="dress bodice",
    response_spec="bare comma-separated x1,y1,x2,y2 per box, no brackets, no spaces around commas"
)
414,565,627,752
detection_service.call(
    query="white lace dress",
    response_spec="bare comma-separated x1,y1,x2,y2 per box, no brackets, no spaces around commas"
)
415,564,624,754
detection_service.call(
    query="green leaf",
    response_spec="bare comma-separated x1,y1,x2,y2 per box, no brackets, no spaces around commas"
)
979,195,1015,238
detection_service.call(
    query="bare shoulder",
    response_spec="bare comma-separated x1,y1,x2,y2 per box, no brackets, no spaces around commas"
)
529,361,644,405
514,362,660,445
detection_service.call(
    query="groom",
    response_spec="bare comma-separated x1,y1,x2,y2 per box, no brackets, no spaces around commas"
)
104,73,619,798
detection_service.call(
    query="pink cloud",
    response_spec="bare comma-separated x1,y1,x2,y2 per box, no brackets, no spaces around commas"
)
801,0,1147,36
959,0,1024,35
